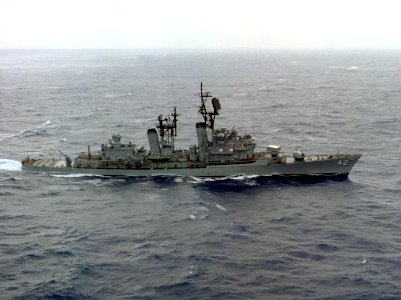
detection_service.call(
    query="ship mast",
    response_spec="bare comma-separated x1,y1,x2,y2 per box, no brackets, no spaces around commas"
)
198,82,221,131
157,107,179,146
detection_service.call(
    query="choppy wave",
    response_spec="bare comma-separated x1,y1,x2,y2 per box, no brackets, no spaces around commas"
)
18,129,52,138
0,120,56,141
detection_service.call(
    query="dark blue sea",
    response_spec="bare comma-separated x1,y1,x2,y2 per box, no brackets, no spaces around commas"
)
1,49,401,299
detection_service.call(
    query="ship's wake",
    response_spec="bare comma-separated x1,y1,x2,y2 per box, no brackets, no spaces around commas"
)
189,174,349,192
10,169,349,189
51,173,109,178
0,159,22,171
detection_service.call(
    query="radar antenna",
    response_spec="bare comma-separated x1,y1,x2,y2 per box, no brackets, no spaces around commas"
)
198,82,221,131
157,107,180,146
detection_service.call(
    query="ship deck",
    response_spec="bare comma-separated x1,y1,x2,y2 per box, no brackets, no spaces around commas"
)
29,159,66,168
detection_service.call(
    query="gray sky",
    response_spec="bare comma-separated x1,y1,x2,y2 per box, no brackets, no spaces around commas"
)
1,0,401,49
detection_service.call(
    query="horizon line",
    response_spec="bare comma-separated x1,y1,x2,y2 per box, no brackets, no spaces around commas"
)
1,47,401,51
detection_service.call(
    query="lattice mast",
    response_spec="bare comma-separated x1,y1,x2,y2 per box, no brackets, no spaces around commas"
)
198,82,221,131
157,107,179,145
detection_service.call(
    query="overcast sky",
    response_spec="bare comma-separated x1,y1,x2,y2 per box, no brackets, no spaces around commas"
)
1,0,401,49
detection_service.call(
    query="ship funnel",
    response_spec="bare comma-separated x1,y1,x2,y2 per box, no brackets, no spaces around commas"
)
196,122,208,162
147,128,161,156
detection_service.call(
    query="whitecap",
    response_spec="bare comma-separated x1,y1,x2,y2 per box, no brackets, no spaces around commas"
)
0,159,22,171
174,177,184,183
41,120,52,127
187,265,196,277
215,203,226,211
348,66,359,70
0,133,15,141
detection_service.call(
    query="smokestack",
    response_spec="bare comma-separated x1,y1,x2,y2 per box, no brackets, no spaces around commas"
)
196,122,208,162
147,128,161,156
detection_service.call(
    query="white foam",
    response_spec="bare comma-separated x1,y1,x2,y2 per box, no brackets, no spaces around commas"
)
41,120,52,127
187,176,203,183
348,66,359,70
189,175,260,183
189,213,197,220
187,265,195,276
215,204,226,211
230,174,259,180
51,173,106,178
0,133,15,141
0,159,22,171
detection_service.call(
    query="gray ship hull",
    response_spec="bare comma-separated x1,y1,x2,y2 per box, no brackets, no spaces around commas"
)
22,153,361,178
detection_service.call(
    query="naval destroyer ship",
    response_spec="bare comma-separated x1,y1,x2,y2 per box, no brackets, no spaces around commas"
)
22,83,361,178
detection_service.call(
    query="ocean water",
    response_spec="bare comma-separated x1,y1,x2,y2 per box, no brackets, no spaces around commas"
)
1,49,401,299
